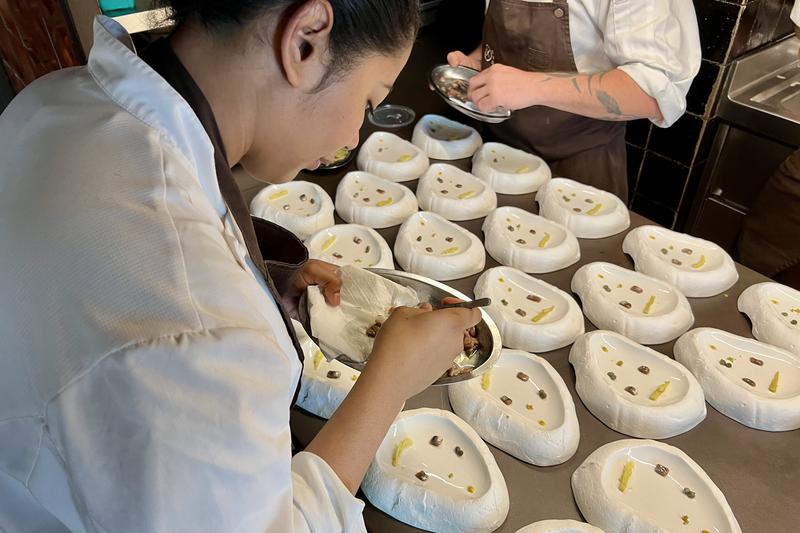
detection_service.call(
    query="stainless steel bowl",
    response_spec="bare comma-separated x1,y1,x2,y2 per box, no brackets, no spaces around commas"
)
298,268,502,385
429,64,512,124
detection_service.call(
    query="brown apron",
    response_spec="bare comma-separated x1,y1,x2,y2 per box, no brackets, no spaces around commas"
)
737,149,800,289
140,39,307,403
482,0,628,201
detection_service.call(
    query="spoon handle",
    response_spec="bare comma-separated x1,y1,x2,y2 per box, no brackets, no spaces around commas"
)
437,297,491,310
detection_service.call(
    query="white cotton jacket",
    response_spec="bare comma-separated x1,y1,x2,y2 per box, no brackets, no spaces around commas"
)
486,0,702,127
0,16,366,533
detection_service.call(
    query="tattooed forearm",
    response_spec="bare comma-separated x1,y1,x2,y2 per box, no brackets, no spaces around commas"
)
571,78,581,93
597,90,622,115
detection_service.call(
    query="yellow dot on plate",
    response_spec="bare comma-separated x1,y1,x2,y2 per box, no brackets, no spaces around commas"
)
649,235,656,240
709,344,717,351
597,274,605,279
498,277,505,283
601,346,609,352
538,420,546,426
616,360,624,367
467,486,476,494
526,404,534,410
771,299,779,305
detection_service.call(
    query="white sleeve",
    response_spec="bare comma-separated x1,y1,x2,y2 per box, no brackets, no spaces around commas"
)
46,327,366,533
604,0,701,127
792,0,800,27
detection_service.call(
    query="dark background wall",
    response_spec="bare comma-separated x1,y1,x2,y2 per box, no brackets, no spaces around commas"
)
626,0,795,229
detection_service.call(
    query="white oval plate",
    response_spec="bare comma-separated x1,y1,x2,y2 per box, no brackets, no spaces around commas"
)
292,321,358,420
250,181,335,241
475,267,584,352
738,282,800,356
395,211,486,281
515,519,605,533
449,349,580,466
623,225,738,298
535,178,630,239
363,408,509,533
674,327,800,431
572,439,742,533
417,164,497,221
305,224,393,269
411,114,483,160
569,330,706,438
571,262,694,345
482,206,580,273
472,142,551,195
356,131,430,182
335,171,418,228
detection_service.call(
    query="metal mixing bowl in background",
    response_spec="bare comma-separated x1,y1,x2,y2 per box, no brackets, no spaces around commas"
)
299,268,502,386
429,64,512,124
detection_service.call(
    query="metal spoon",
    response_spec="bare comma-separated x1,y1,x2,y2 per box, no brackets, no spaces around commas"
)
436,297,491,310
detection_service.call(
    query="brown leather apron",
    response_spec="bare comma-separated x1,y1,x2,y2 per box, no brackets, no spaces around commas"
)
737,150,800,289
482,0,628,201
140,39,307,403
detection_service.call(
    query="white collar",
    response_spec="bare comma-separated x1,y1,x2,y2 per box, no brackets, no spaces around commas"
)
87,16,226,216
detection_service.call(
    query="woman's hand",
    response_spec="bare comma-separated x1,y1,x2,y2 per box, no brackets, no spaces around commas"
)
447,49,482,71
366,299,481,400
468,63,539,112
281,259,341,318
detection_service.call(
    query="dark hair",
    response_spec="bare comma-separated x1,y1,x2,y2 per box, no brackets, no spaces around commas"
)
158,1,420,81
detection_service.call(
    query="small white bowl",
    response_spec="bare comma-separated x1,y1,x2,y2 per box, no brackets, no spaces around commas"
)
411,114,483,160
572,439,742,533
535,178,630,239
395,212,486,281
250,181,335,240
475,267,584,353
675,327,800,431
362,408,509,533
472,142,551,195
334,171,418,228
515,520,605,533
449,349,580,466
570,330,706,439
738,282,800,356
571,262,694,345
305,224,393,269
623,225,739,297
416,164,497,221
357,131,430,182
482,206,580,273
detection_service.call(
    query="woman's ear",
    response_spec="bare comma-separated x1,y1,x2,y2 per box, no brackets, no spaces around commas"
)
280,0,334,89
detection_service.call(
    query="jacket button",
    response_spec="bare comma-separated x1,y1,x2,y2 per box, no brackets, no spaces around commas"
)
554,7,565,18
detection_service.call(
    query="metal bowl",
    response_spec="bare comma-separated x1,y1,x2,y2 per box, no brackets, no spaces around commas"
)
429,64,512,124
298,268,502,385
312,148,356,172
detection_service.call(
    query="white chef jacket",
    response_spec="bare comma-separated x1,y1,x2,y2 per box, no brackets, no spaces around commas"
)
485,0,701,127
0,16,365,533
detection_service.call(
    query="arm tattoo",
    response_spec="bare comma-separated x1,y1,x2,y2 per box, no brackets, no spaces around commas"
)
571,77,581,94
597,90,622,115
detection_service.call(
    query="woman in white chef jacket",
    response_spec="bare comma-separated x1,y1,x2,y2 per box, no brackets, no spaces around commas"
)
0,1,480,531
448,0,701,201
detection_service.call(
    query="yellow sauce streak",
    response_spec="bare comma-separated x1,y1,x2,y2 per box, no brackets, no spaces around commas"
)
376,197,394,207
321,236,337,251
587,203,603,216
769,371,780,393
643,295,656,315
269,190,288,201
397,154,413,162
531,306,555,323
313,349,324,370
618,461,634,492
392,438,414,467
538,232,551,248
691,255,707,269
515,166,530,174
442,247,460,256
481,371,492,391
458,190,476,200
649,381,670,401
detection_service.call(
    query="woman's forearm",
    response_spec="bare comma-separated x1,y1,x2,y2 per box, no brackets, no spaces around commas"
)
304,361,405,494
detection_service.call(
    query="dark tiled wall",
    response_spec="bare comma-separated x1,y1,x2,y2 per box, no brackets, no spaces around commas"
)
627,0,794,229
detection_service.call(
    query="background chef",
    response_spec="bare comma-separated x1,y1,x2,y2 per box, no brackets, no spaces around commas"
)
448,0,702,202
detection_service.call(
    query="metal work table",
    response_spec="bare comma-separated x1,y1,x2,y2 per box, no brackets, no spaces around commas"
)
240,32,799,533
